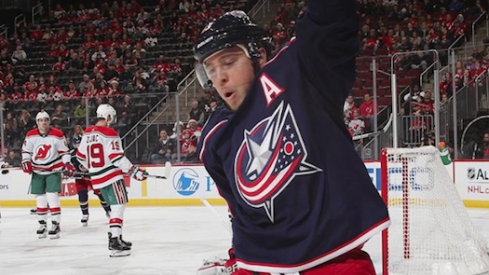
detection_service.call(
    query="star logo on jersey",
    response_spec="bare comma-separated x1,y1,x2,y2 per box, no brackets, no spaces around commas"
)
235,102,321,222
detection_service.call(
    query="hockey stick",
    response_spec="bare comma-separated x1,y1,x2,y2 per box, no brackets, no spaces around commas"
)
143,161,172,179
63,161,172,180
201,198,232,235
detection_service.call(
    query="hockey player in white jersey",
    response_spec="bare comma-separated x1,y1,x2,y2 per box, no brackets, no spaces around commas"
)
21,111,75,239
76,104,147,257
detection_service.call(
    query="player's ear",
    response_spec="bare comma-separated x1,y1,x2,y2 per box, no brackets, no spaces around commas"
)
258,47,267,68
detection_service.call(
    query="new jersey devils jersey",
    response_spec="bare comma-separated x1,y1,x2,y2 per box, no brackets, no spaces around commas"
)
22,128,70,175
76,126,129,189
197,0,390,273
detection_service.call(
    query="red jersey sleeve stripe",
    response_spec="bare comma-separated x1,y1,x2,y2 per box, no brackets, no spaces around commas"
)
109,153,124,160
76,151,86,159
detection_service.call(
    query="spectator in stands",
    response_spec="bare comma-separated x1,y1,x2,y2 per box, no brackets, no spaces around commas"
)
108,80,122,97
149,70,169,93
363,29,379,50
198,90,215,110
348,109,365,136
91,45,106,61
68,52,83,70
440,72,453,96
179,0,191,12
4,150,20,167
0,51,12,67
74,99,89,124
20,33,32,55
36,84,49,103
420,90,434,114
96,80,108,98
467,0,487,16
189,99,205,126
5,112,17,130
475,132,489,159
170,121,185,140
78,74,91,93
118,95,134,126
187,118,202,141
420,132,436,147
359,93,377,130
70,125,84,148
52,56,66,71
204,99,219,122
83,82,97,99
180,128,198,163
42,27,54,42
472,60,487,82
51,105,69,127
11,46,27,65
398,36,413,52
31,25,43,42
17,109,34,136
133,71,148,92
4,122,19,149
104,62,119,81
151,130,176,164
449,0,463,12
344,95,357,119
144,32,158,47
67,26,76,41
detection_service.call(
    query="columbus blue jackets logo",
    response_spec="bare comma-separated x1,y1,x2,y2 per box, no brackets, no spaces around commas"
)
235,102,321,222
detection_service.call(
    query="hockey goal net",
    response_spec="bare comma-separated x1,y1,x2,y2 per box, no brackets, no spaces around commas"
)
381,147,489,275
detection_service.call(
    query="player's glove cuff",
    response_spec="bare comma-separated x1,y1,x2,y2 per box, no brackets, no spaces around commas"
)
63,163,76,177
129,165,147,181
21,161,32,174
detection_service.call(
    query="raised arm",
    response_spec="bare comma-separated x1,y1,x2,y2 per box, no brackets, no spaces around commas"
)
296,0,359,104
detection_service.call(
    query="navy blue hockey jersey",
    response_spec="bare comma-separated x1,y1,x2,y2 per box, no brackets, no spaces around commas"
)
197,0,390,273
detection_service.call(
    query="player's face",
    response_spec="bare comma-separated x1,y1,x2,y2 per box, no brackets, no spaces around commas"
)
204,47,256,111
37,118,50,133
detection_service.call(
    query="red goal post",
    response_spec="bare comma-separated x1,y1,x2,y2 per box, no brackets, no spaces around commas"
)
381,147,489,275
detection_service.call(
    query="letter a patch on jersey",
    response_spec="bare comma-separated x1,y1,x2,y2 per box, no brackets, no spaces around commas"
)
260,73,284,107
234,102,322,222
35,144,52,161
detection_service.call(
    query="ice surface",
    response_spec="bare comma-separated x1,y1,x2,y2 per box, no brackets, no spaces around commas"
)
1,206,489,275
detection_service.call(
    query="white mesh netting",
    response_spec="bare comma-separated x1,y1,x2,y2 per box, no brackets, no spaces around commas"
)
383,146,489,275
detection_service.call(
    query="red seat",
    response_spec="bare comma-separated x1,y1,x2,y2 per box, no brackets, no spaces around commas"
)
364,81,374,89
356,64,370,73
352,89,366,98
378,97,392,106
376,72,388,80
354,80,363,90
377,88,391,96
397,78,412,87
359,49,374,56
357,72,371,80
375,48,388,56
407,69,421,78
379,79,391,88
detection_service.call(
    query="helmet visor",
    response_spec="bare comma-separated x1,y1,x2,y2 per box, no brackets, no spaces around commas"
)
195,49,252,89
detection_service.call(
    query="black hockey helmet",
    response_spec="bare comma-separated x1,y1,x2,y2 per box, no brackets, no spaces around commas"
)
194,10,272,64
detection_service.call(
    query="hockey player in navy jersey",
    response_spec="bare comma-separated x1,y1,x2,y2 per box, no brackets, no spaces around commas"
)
193,0,390,274
70,134,111,226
